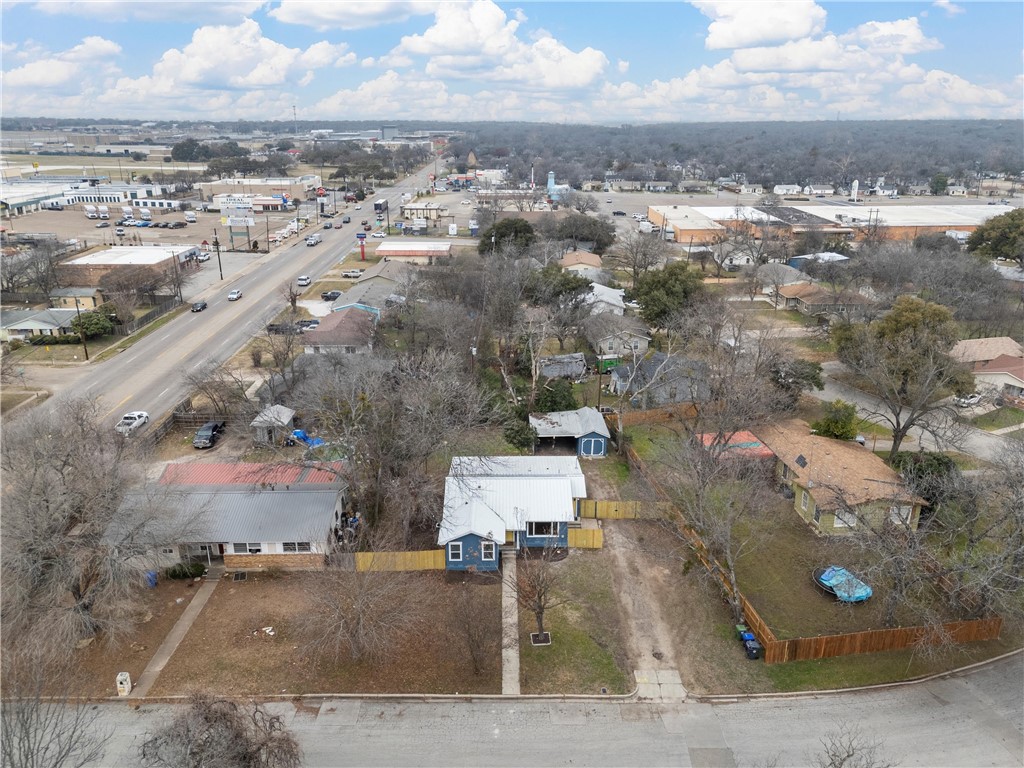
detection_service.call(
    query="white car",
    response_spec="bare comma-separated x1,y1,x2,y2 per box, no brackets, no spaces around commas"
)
196,253,210,262
354,205,362,210
371,232,387,238
606,199,613,203
954,392,982,407
115,411,149,436
227,289,243,301
297,275,312,287
460,200,472,206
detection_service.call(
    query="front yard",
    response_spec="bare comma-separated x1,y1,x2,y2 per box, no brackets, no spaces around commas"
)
149,571,502,696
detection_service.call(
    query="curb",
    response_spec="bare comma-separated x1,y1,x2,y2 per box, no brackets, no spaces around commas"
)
692,647,1024,703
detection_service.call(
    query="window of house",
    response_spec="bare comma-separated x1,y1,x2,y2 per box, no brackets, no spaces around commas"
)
283,542,313,553
343,346,356,354
481,541,496,561
834,510,857,528
782,464,792,480
527,521,555,537
800,490,809,511
232,543,248,554
813,508,821,523
631,340,640,350
889,505,912,526
448,542,463,562
160,547,175,555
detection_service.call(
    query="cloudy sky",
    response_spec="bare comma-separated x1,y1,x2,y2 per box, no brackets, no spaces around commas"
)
2,0,1021,123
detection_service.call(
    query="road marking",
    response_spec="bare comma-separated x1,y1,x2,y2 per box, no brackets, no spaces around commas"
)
158,387,170,397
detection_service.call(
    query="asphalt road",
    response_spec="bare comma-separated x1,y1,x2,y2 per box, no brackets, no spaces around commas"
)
85,653,1023,767
20,163,438,427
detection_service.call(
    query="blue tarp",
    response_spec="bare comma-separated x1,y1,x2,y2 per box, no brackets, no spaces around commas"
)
816,565,873,603
292,429,325,448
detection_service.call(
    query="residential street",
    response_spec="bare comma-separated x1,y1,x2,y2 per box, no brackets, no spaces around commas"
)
87,652,1023,767
813,360,1013,462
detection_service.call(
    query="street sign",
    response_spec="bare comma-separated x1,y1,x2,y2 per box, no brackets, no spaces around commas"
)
356,232,366,240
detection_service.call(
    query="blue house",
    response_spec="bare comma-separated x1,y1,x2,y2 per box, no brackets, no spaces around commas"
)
437,457,586,571
530,407,610,458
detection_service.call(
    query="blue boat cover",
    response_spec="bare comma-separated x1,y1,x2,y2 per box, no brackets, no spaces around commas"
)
818,565,872,603
292,429,325,447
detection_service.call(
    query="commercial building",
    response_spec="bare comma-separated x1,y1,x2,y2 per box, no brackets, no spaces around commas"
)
56,244,199,288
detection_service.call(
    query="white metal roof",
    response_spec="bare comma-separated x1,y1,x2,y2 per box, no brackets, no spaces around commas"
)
250,404,296,428
437,476,576,545
64,245,195,266
449,455,586,498
791,204,1013,227
530,407,610,440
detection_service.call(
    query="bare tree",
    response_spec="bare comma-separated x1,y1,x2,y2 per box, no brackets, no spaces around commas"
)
505,546,568,644
833,297,974,461
454,582,501,676
182,362,258,417
811,722,896,768
559,190,599,215
139,693,302,768
1,398,192,658
609,230,669,285
300,566,433,664
0,650,111,768
277,280,301,312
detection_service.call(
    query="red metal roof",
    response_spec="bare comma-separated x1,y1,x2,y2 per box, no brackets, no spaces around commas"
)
159,462,345,486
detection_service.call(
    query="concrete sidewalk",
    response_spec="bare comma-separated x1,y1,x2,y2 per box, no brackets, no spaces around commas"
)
500,548,520,695
129,566,223,698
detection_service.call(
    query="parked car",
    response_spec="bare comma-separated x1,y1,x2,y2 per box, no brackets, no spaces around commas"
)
169,221,187,229
954,392,982,407
197,253,210,262
115,411,149,436
342,216,351,223
321,289,342,301
191,300,208,312
266,323,299,335
606,199,613,203
114,227,126,236
227,289,243,301
354,205,362,210
96,222,110,228
192,420,226,449
371,232,387,238
341,269,364,279
612,210,626,216
297,275,312,286
322,212,334,218
460,200,472,206
296,319,320,330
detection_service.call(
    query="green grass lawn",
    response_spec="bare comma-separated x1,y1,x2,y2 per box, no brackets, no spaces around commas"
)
10,333,119,363
970,406,1024,431
518,550,630,695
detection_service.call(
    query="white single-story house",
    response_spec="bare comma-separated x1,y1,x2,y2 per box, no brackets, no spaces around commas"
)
438,456,586,571
0,308,79,341
584,283,626,315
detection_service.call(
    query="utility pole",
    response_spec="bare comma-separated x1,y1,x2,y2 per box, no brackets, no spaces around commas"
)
213,230,223,281
73,298,89,361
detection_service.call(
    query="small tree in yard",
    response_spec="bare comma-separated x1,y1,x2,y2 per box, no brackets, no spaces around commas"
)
69,310,113,338
506,546,568,644
299,567,433,664
139,693,301,768
454,582,501,676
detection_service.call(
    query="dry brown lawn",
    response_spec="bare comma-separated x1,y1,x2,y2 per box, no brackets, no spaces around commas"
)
149,571,502,697
67,577,200,697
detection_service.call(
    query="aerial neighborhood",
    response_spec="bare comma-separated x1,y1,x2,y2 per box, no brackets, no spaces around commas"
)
2,116,1023,764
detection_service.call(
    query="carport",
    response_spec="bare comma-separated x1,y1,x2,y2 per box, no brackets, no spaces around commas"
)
529,407,610,458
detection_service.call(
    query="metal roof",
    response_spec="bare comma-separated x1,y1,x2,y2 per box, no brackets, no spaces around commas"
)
159,462,345,486
438,476,576,545
449,456,586,498
530,407,610,439
149,488,339,544
250,404,296,428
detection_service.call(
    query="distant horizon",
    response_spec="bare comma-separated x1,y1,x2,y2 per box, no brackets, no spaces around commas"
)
2,1,1020,123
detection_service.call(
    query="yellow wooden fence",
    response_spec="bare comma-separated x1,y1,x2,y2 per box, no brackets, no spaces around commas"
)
578,499,671,519
354,550,446,572
568,528,604,549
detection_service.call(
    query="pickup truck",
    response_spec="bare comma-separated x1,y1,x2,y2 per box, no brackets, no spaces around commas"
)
341,269,365,279
321,290,342,301
115,411,149,436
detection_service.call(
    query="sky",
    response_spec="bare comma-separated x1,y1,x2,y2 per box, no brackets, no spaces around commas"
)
1,0,1021,124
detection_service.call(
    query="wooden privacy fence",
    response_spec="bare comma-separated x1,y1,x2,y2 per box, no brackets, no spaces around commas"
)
577,500,671,519
568,528,604,549
623,445,1004,664
354,550,445,572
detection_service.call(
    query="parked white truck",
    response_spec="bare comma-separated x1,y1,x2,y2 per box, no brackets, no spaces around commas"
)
121,206,134,219
139,209,152,222
84,205,98,219
98,205,110,219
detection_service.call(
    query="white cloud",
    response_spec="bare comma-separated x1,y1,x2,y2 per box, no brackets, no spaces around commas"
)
933,0,965,17
32,0,264,22
270,0,441,30
113,20,349,93
896,69,1010,110
732,37,865,73
2,36,122,91
840,18,941,55
617,60,629,74
393,1,607,89
691,0,827,50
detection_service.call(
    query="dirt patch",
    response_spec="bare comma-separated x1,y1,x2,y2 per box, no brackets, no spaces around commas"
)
603,522,679,672
67,577,201,697
149,571,501,696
